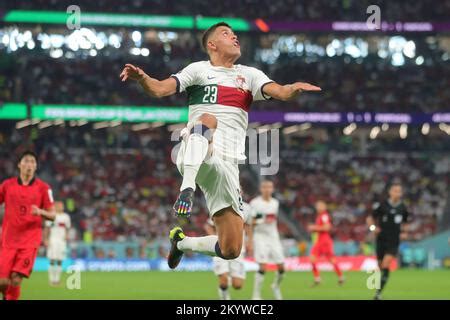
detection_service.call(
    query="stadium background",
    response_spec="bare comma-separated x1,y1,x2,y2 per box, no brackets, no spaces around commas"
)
0,0,449,299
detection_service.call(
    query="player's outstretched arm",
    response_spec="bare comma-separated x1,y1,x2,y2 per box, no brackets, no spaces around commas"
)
119,64,177,98
263,82,321,101
32,205,56,221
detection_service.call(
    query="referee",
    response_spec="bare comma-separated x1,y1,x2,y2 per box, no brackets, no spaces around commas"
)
367,183,410,300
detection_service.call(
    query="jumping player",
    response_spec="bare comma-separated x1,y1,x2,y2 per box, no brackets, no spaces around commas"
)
0,151,55,300
120,22,321,270
308,200,344,286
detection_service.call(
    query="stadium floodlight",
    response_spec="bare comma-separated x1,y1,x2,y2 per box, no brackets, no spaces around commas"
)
282,125,299,135
299,123,312,131
343,123,357,135
438,123,450,135
421,123,430,135
141,48,150,56
415,56,424,65
131,123,151,131
93,122,110,130
15,119,31,129
381,123,389,131
369,126,381,139
38,120,53,129
399,123,408,139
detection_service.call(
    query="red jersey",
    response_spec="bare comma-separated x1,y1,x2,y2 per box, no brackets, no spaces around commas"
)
315,211,333,243
0,177,54,249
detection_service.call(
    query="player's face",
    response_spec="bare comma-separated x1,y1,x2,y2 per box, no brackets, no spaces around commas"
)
18,155,37,177
260,181,274,198
315,201,327,213
210,26,241,60
389,185,403,201
55,201,64,213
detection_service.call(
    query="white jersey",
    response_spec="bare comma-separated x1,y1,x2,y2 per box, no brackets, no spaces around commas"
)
250,196,280,238
172,60,273,162
46,213,71,243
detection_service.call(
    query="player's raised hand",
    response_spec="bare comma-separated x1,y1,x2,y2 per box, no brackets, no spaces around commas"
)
120,64,146,82
291,82,321,92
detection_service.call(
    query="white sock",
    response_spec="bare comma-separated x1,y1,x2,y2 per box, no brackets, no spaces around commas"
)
218,287,230,300
55,265,62,283
180,133,209,191
177,235,218,256
273,271,284,287
48,265,55,283
253,272,265,299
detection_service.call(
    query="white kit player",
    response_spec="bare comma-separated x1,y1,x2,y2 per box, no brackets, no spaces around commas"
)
204,200,254,300
250,180,285,300
44,201,71,286
120,22,320,270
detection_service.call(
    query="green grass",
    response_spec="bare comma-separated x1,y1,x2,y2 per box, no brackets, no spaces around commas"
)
21,270,450,300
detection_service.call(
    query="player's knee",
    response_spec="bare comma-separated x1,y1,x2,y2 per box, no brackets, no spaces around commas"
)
10,275,22,287
198,113,217,129
220,246,241,260
0,278,9,290
232,280,243,290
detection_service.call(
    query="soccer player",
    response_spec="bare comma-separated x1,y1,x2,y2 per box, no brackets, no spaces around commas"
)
0,151,55,300
308,200,344,286
367,183,410,300
204,200,253,300
44,201,71,286
120,22,320,270
250,180,285,300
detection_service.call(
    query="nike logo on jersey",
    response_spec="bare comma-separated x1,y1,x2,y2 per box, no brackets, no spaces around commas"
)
207,75,215,79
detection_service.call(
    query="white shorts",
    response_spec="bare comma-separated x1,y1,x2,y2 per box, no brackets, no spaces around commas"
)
176,135,244,219
254,234,285,264
213,256,246,279
47,241,67,261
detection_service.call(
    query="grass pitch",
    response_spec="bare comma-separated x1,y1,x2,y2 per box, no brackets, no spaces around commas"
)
21,269,450,300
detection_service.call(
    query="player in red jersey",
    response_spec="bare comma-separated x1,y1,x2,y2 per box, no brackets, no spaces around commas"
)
0,151,55,300
308,200,344,286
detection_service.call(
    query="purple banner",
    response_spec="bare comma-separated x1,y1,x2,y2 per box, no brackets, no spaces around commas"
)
249,112,450,124
264,21,449,33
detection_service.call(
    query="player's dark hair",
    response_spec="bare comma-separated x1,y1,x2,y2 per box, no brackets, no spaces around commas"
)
201,22,232,52
389,182,402,190
17,150,38,165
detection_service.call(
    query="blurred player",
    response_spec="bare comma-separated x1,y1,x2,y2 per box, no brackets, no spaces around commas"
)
0,151,55,300
308,200,344,286
44,201,71,286
250,180,285,300
120,22,320,269
367,183,410,300
204,199,254,300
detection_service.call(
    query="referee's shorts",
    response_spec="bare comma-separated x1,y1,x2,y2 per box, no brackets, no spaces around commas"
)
376,237,399,260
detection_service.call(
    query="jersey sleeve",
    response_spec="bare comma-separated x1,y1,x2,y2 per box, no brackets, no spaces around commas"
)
171,62,200,93
371,202,382,219
66,214,72,229
0,181,5,205
402,206,410,223
41,184,54,210
249,67,274,101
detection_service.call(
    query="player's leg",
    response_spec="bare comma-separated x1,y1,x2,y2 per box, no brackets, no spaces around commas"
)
48,259,56,285
252,263,267,300
374,239,386,300
230,259,245,292
173,113,217,217
168,207,244,268
329,256,344,285
310,252,321,286
0,247,16,299
5,272,23,300
270,242,285,300
217,273,231,300
378,253,395,296
54,260,63,284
